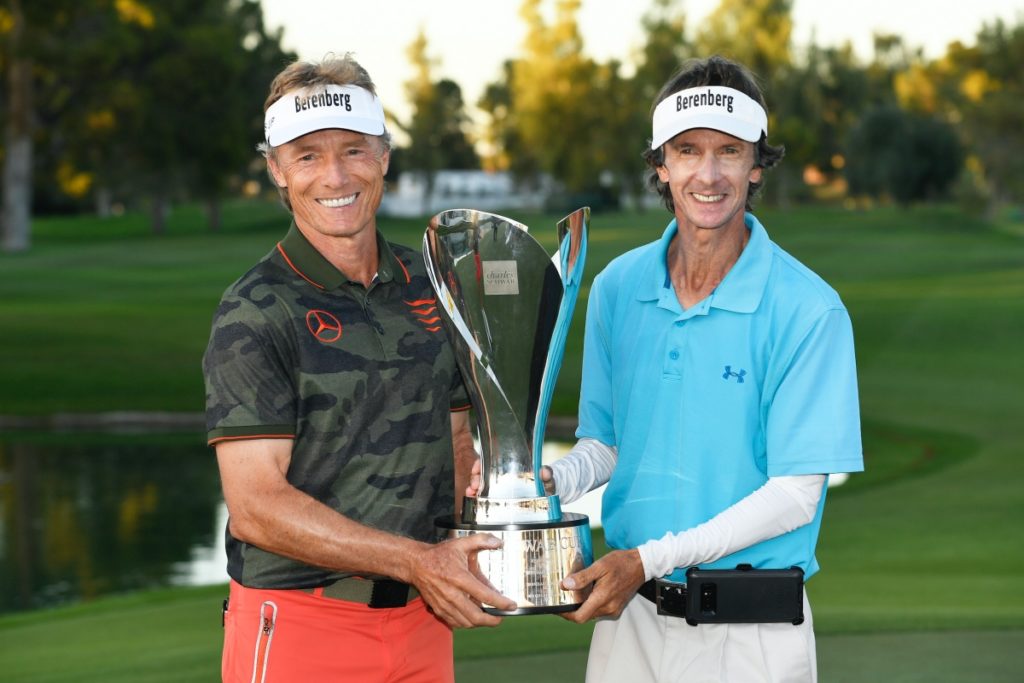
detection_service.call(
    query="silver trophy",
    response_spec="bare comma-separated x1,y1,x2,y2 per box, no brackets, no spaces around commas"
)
424,207,593,615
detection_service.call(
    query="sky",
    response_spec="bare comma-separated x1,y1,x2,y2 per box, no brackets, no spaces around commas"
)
259,0,1022,126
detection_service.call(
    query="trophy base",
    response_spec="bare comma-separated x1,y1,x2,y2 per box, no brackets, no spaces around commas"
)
482,603,580,617
436,512,594,616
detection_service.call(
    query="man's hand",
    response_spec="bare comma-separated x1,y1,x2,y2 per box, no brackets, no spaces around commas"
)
410,533,518,628
558,549,645,623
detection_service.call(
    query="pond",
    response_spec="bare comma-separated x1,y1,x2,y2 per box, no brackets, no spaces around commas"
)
0,435,604,615
0,435,224,614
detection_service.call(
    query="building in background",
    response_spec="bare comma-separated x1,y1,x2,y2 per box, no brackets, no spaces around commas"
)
380,170,558,217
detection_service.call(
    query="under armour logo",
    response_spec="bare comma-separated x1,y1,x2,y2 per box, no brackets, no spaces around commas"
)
722,366,746,383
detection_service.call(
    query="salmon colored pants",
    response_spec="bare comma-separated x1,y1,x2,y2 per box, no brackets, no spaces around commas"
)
222,580,454,683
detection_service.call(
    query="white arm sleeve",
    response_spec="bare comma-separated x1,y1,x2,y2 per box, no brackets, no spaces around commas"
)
637,474,827,581
547,437,617,505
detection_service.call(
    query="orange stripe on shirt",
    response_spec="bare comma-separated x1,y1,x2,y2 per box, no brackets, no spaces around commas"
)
411,306,437,316
208,433,296,446
395,257,411,284
277,244,325,289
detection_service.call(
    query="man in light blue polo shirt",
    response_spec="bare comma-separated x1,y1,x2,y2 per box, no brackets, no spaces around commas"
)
544,55,864,682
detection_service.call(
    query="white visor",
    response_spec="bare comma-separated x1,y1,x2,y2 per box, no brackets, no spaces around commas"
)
651,85,767,149
264,84,386,146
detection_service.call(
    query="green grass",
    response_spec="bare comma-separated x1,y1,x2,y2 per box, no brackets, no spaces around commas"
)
1,583,1020,682
0,585,226,682
1,200,1023,680
0,201,627,415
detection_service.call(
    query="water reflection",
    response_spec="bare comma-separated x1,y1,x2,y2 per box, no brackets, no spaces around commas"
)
0,435,223,614
0,437,622,616
0,436,841,615
170,501,230,587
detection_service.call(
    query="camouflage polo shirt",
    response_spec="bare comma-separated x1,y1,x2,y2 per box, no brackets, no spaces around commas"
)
203,223,470,589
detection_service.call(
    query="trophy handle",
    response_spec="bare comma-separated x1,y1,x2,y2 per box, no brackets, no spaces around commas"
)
532,207,590,495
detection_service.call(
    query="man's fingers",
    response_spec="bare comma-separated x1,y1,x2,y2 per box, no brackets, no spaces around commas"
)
556,550,645,623
560,581,619,623
449,534,517,612
417,568,508,628
444,596,505,629
561,566,594,591
438,575,515,623
540,465,556,496
557,586,602,623
466,458,483,497
455,532,503,553
564,603,594,623
477,587,517,613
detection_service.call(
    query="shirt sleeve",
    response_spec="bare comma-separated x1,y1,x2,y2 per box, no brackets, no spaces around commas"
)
450,364,472,411
203,296,297,444
548,437,618,505
575,272,617,445
766,307,864,475
637,474,826,580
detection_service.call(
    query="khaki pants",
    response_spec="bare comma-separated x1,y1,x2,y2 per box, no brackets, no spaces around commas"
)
586,592,817,683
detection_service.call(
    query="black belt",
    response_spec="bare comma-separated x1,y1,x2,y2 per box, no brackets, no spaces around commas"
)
302,577,418,608
638,578,687,618
638,578,660,604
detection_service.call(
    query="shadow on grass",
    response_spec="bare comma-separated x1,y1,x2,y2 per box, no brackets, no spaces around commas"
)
831,419,978,497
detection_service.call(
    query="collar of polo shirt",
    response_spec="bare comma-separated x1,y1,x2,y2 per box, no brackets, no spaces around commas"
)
264,84,387,147
651,85,768,149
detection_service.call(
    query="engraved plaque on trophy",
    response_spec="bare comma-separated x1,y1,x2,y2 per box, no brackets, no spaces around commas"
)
424,207,593,615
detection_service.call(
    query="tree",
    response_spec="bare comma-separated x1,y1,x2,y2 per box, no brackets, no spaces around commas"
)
111,0,291,234
632,0,693,103
400,29,479,212
510,0,603,195
431,79,479,171
845,105,963,204
2,0,293,245
1,0,47,252
937,19,1024,209
2,0,157,247
770,41,872,203
694,0,794,82
592,59,644,207
178,0,292,232
478,60,539,179
28,1,154,218
616,0,694,206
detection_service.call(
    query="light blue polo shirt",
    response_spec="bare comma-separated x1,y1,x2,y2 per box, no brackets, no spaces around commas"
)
576,213,863,582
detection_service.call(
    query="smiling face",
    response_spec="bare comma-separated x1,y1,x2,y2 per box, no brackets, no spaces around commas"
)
656,127,763,238
267,128,390,244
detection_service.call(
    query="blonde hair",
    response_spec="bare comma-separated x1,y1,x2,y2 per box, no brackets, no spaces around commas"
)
263,53,379,113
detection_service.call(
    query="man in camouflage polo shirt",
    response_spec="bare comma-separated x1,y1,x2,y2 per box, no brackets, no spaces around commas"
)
203,54,515,683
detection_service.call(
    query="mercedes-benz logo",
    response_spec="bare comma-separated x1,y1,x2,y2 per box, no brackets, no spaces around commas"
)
305,309,342,343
